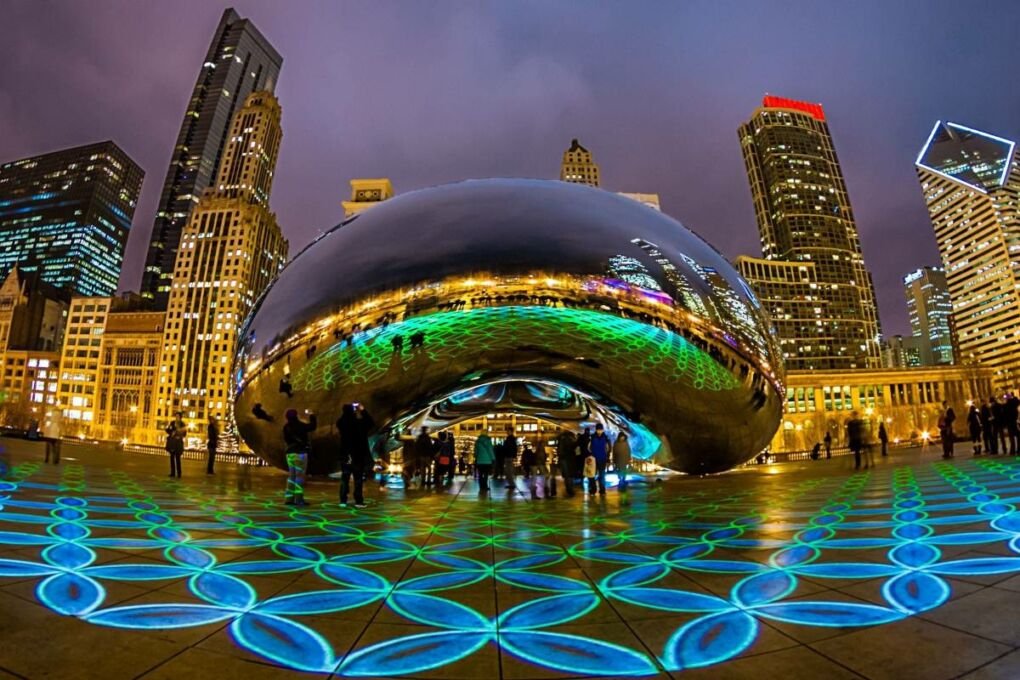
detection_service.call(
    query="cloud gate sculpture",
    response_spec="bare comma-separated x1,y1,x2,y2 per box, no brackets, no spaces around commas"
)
233,179,784,474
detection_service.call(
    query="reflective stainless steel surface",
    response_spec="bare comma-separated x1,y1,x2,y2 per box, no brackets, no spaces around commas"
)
234,179,784,474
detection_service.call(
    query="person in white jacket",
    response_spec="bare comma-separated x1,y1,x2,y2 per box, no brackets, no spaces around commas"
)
42,409,63,465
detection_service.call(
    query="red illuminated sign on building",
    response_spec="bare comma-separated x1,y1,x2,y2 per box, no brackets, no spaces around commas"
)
762,95,826,121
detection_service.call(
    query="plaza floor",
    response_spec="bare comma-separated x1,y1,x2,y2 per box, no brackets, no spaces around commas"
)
0,441,1019,679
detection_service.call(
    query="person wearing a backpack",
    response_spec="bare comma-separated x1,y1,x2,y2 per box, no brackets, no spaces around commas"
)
434,431,454,488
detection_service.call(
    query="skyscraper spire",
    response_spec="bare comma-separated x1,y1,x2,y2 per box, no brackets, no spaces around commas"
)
140,8,282,309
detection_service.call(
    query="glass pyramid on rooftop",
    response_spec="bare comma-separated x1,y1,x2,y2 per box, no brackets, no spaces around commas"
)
916,121,1015,192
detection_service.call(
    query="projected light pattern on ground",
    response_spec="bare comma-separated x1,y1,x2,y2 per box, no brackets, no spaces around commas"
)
292,305,741,394
2,457,1020,675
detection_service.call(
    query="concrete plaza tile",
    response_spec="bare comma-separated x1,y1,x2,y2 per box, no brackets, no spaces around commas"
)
810,617,1012,680
673,645,865,680
918,586,1020,646
0,592,182,680
337,622,500,679
138,647,330,679
959,649,1020,679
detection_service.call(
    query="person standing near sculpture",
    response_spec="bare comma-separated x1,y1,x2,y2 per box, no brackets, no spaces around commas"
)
554,430,576,498
878,422,889,458
206,415,219,474
588,424,611,496
283,408,317,506
503,427,518,489
165,411,186,478
337,403,374,507
1006,393,1020,455
614,431,632,490
474,431,495,493
42,408,63,465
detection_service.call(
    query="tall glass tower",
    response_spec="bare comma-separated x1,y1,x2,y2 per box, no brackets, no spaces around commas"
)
915,121,1020,385
140,8,282,309
0,141,143,297
903,266,955,365
738,95,882,370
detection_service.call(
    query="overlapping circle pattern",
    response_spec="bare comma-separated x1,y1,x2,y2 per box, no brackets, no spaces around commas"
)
293,306,739,394
1,456,1020,675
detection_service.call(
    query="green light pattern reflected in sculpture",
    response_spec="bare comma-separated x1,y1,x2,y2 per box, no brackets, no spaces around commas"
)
293,306,740,394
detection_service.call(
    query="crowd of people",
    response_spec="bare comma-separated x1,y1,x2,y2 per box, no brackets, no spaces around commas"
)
277,403,637,507
800,392,1020,471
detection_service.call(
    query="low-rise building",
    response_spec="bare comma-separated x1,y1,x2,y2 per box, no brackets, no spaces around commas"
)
770,365,994,453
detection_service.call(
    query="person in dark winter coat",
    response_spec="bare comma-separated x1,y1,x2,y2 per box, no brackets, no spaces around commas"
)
576,427,592,484
981,398,997,455
554,430,576,497
283,409,317,505
165,411,186,478
415,427,436,488
967,405,982,455
878,422,889,457
846,413,864,470
939,401,956,459
337,403,374,507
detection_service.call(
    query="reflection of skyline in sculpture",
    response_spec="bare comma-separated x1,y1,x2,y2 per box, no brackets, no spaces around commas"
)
233,179,784,474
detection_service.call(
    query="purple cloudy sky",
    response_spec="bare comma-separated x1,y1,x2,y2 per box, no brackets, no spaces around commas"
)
2,0,1019,335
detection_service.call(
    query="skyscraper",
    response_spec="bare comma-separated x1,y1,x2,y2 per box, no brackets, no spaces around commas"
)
915,121,1020,384
0,141,143,297
738,95,882,370
140,8,282,308
560,138,600,187
903,266,954,365
157,91,288,435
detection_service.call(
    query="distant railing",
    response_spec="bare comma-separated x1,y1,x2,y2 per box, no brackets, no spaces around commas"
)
56,437,268,466
745,439,930,466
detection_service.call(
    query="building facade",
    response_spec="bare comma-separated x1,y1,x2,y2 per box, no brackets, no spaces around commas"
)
140,8,282,308
618,192,661,211
55,297,111,435
560,138,600,187
158,91,288,439
770,365,994,454
342,178,394,218
0,141,143,297
915,121,1020,387
881,334,924,368
903,266,954,365
738,95,882,370
0,351,60,429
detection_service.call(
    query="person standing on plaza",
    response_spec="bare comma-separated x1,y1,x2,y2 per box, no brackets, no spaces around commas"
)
576,427,592,486
939,401,956,459
474,431,495,493
534,437,550,497
554,430,576,498
878,422,889,458
846,412,864,470
414,426,435,489
824,431,832,459
614,431,632,490
503,427,518,489
165,411,186,478
981,397,998,455
206,415,219,474
283,408,317,506
1005,392,1020,455
521,442,538,499
42,408,63,465
967,404,982,456
434,431,454,488
992,395,1008,455
588,424,611,496
337,403,374,507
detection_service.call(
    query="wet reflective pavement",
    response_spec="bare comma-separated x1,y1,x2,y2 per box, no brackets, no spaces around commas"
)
1,440,1019,679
